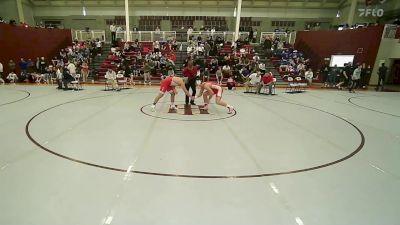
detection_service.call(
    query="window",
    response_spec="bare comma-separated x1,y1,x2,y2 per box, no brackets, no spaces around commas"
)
272,21,295,27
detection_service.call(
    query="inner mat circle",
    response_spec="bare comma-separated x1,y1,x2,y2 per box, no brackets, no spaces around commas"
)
140,102,237,121
25,91,364,179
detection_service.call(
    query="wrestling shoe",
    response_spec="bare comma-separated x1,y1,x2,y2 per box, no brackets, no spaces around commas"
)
200,105,208,110
151,104,156,112
170,105,177,110
227,106,234,114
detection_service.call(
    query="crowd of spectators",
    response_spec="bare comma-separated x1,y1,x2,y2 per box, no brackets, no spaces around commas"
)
0,17,59,29
319,62,374,92
180,34,276,95
268,34,377,93
0,39,98,90
100,38,177,90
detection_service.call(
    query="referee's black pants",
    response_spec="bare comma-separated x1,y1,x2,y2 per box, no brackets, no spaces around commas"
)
185,79,196,104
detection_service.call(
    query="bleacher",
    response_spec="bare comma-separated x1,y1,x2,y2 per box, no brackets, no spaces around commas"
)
97,39,255,85
98,41,178,83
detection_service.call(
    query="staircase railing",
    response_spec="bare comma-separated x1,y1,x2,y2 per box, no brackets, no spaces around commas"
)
74,30,106,42
116,31,177,42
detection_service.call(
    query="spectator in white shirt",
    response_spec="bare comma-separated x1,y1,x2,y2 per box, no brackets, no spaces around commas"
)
33,72,45,84
222,64,231,78
197,44,204,55
253,53,260,63
297,62,305,76
155,26,161,34
105,69,119,90
96,40,102,56
116,26,123,32
245,72,261,92
187,27,193,36
56,66,63,89
0,62,4,84
304,68,314,85
7,72,18,83
110,24,116,42
258,62,266,72
67,62,76,76
123,42,130,52
153,41,160,52
216,67,223,85
253,29,258,43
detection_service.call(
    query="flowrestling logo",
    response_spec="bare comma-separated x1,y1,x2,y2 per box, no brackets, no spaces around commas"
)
358,0,386,17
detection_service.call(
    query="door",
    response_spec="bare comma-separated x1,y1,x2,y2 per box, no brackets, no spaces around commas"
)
390,59,400,85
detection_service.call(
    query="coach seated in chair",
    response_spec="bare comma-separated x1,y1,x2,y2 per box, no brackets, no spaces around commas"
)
227,76,236,90
62,68,75,90
257,72,274,95
7,72,18,83
105,68,120,91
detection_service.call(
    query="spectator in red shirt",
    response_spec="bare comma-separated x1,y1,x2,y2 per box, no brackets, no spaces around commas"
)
183,60,197,105
81,60,89,82
257,72,274,95
227,76,236,90
169,51,176,62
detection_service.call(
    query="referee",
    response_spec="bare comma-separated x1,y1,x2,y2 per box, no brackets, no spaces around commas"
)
183,60,197,105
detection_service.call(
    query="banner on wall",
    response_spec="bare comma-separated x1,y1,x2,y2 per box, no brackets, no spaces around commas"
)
358,0,386,17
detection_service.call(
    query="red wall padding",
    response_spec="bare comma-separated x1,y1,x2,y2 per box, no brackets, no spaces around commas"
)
294,26,384,69
0,23,72,75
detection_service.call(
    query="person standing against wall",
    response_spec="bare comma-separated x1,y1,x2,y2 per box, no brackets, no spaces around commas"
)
253,29,258,43
349,65,362,93
110,23,116,43
360,63,371,89
376,63,388,91
320,62,330,87
0,61,3,82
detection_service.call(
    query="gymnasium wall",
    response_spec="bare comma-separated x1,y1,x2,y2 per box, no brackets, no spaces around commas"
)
33,5,337,35
294,25,384,72
0,23,72,75
332,0,400,26
370,38,400,85
0,0,35,24
22,1,35,25
332,1,377,26
0,0,19,23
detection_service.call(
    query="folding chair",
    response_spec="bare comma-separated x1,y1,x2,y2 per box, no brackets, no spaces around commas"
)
295,76,307,92
116,74,128,89
105,79,113,91
286,76,298,93
70,74,82,90
262,78,277,95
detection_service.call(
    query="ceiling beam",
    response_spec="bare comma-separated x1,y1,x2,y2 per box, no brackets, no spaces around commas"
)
30,0,341,8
